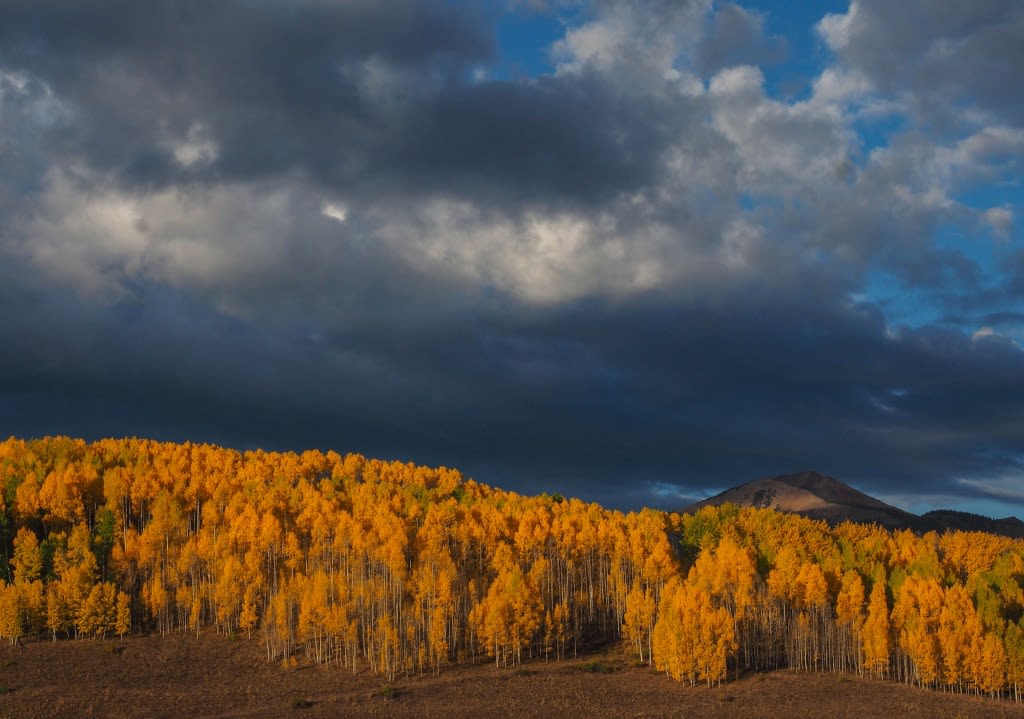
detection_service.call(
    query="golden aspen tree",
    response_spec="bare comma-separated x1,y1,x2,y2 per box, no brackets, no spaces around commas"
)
551,601,570,660
11,528,45,633
835,569,865,673
795,562,829,610
471,560,541,667
863,576,890,678
144,577,170,636
696,592,737,687
11,527,43,583
652,575,735,687
622,583,656,664
766,546,801,604
938,584,982,690
652,579,690,683
46,584,71,640
836,570,865,625
0,583,21,644
115,590,131,638
213,556,242,633
1004,622,1024,702
239,582,259,639
47,524,100,637
977,632,1006,697
892,575,944,686
14,470,43,524
77,583,113,638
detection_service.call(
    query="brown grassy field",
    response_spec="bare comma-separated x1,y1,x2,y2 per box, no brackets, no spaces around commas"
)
1,635,1021,719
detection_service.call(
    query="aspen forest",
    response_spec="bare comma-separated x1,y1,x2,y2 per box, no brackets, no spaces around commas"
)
1,437,1022,703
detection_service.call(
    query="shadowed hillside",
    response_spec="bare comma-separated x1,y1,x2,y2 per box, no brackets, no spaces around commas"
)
1,438,1023,702
685,471,1024,538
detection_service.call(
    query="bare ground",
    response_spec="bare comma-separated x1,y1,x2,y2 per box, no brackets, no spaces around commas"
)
1,635,1022,719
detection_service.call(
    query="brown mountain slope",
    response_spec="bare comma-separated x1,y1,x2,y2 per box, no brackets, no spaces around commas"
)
913,509,1024,538
682,471,1024,537
685,471,915,528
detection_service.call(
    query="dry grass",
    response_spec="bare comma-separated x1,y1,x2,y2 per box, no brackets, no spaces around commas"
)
0,636,1021,719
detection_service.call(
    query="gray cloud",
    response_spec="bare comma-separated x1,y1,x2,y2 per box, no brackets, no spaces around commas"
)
0,0,687,212
695,2,787,77
1,1,1023,516
818,0,1024,127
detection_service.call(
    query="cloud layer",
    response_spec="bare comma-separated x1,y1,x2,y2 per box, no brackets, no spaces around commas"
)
1,0,1023,515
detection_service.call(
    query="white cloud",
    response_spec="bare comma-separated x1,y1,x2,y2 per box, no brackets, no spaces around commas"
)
322,202,348,223
10,170,330,311
707,64,762,97
983,206,1013,239
816,2,860,53
372,198,675,304
553,0,709,79
0,70,30,94
14,170,151,300
171,123,218,168
810,67,871,107
707,65,855,197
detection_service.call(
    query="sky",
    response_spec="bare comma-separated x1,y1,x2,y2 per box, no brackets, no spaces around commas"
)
1,1,1023,518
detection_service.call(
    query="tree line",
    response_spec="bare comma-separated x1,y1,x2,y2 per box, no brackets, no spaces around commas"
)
0,436,1022,700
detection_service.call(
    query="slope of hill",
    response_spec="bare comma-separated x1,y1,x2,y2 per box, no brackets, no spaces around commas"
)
913,509,1024,538
684,471,1024,537
2,437,1024,702
0,634,1014,719
685,471,915,529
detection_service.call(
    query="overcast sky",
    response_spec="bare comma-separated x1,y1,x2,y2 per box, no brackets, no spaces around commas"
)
1,0,1023,517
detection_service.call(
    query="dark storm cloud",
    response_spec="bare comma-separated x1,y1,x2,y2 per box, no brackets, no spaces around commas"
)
382,73,682,206
1,0,1023,516
3,253,1022,512
0,0,678,208
408,297,1024,510
0,0,489,186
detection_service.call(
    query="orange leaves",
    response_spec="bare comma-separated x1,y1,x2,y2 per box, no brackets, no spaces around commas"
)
1005,622,1024,700
11,527,42,584
835,569,865,627
978,632,1007,695
3,435,1024,701
115,590,131,638
470,559,542,667
622,583,656,663
893,575,944,685
77,582,117,639
862,577,890,677
766,546,801,603
0,582,24,645
938,584,984,688
652,577,735,686
794,562,829,611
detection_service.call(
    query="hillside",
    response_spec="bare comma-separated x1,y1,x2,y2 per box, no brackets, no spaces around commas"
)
914,510,1024,538
685,471,1024,537
1,437,1023,703
0,634,1015,719
684,471,914,528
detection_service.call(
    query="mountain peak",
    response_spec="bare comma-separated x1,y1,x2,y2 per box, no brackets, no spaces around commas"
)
686,472,914,529
685,472,1024,537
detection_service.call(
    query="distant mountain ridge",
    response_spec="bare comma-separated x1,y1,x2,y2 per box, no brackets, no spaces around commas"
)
684,471,1024,538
